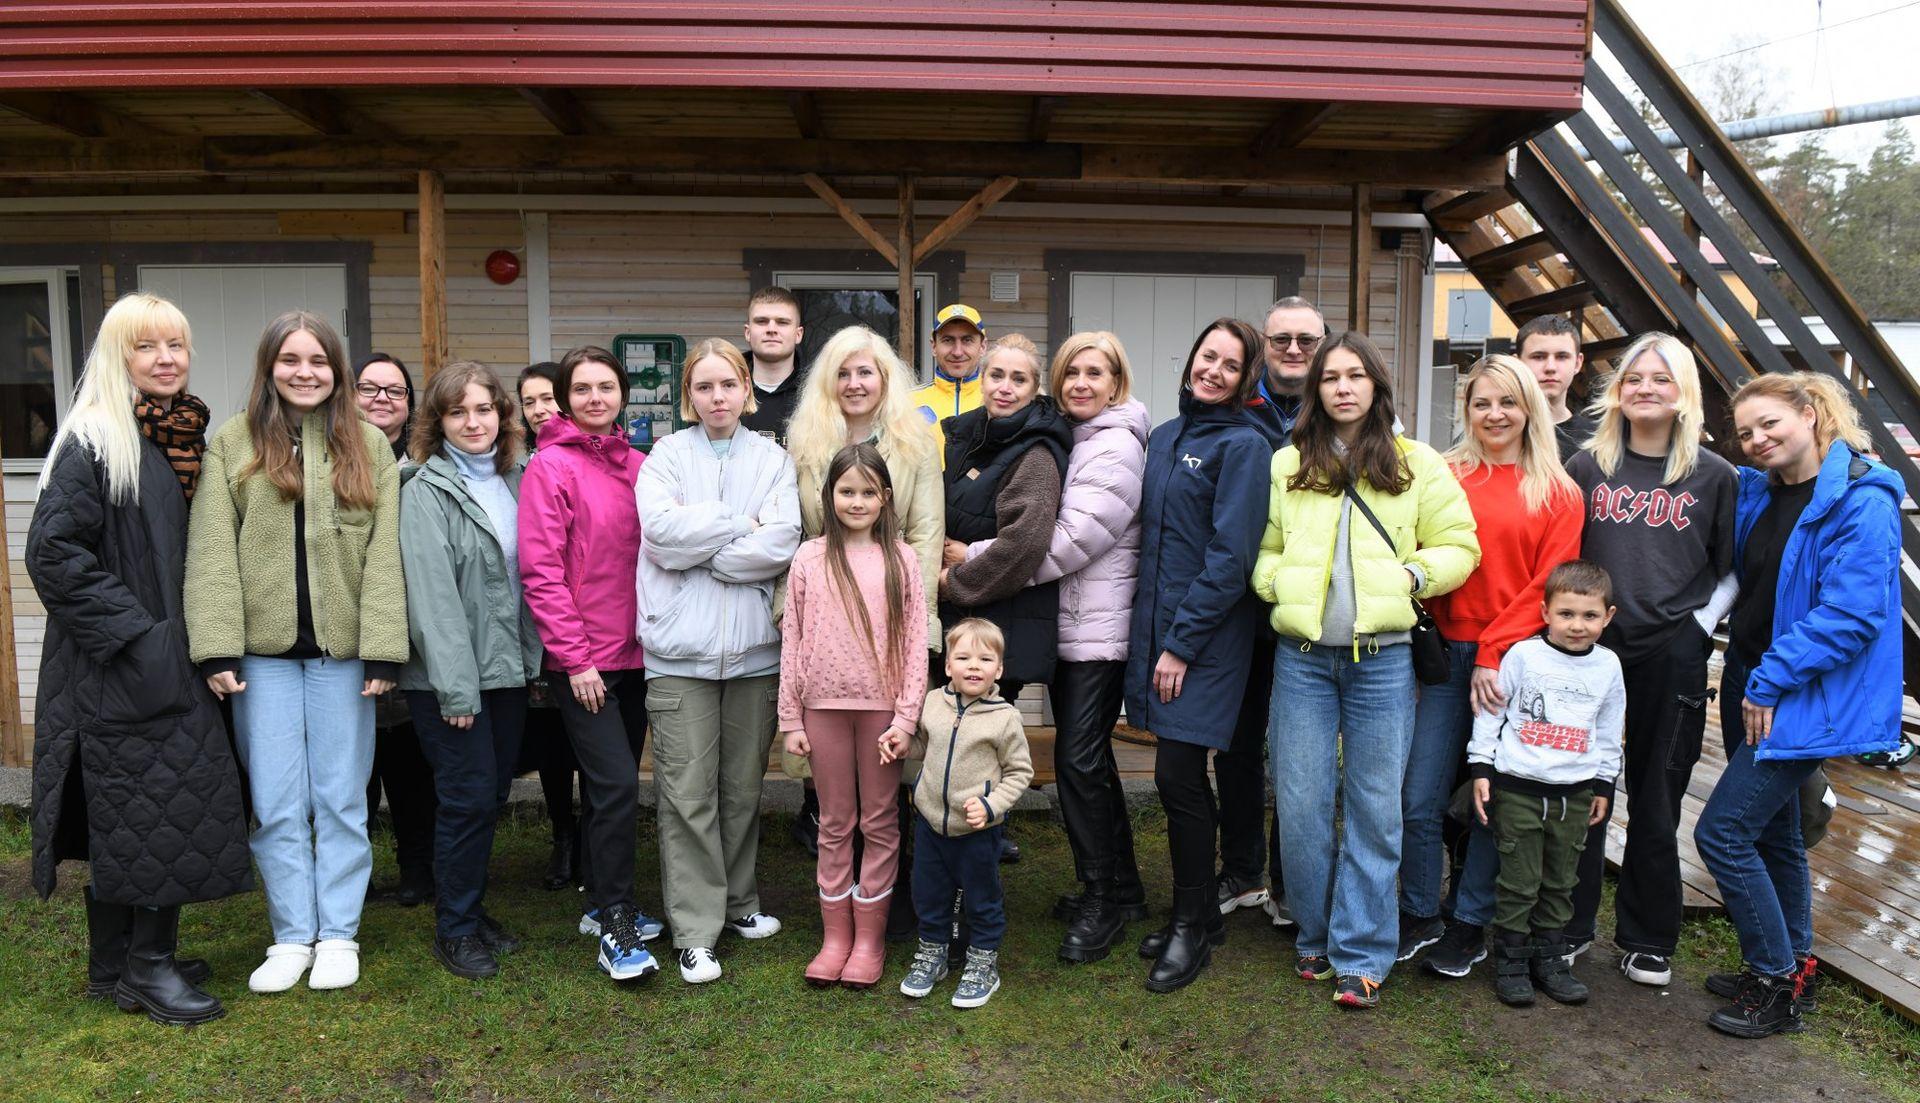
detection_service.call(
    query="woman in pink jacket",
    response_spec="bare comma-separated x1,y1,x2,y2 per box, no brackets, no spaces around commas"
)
518,344,662,982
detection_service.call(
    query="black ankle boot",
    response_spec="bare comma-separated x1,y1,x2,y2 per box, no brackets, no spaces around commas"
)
1529,929,1589,1004
542,832,575,892
1492,930,1536,1007
790,785,821,857
1057,876,1150,924
1145,884,1218,993
396,864,434,908
1059,879,1130,964
114,906,224,1026
1708,972,1802,1038
85,886,208,999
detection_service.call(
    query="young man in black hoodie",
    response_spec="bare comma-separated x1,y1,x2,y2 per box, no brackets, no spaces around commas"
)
740,285,805,443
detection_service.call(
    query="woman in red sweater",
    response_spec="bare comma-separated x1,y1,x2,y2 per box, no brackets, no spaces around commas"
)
1398,354,1582,975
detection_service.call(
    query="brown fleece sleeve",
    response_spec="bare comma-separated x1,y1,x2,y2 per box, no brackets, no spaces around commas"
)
944,447,1063,607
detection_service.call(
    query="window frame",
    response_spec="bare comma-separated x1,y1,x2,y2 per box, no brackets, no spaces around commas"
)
0,266,78,475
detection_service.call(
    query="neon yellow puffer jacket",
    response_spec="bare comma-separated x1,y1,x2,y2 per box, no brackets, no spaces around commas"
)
1251,437,1480,643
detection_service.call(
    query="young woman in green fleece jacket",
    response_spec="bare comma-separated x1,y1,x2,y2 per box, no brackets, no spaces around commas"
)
398,362,544,981
185,311,407,995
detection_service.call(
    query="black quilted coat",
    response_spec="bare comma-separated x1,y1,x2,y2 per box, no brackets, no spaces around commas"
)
28,435,251,905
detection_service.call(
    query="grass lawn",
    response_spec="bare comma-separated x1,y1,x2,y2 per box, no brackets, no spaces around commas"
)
3,805,1917,1103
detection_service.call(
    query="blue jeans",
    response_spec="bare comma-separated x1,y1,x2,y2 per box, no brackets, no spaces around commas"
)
232,656,376,943
1271,640,1416,984
1693,654,1816,976
408,687,528,939
1451,824,1500,928
1399,638,1478,919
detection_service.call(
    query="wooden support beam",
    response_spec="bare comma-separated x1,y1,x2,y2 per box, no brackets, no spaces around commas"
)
800,173,897,265
0,471,22,768
517,87,608,137
249,89,394,138
1081,145,1504,190
1027,96,1064,143
1250,102,1340,156
1679,150,1704,299
418,169,447,380
0,91,133,138
787,92,824,139
1447,110,1547,156
897,176,917,364
1348,185,1372,334
913,176,1018,265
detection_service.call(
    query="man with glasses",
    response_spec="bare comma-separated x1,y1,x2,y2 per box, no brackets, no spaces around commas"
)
1248,296,1324,446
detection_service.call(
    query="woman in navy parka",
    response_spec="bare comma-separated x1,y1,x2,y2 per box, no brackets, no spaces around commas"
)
1694,370,1903,1040
1125,318,1273,994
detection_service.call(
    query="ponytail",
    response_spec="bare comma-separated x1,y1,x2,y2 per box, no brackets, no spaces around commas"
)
1732,370,1872,455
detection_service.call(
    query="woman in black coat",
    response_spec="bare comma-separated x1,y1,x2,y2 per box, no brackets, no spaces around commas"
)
27,292,251,1025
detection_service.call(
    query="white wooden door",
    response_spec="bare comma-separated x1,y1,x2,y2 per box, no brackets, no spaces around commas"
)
138,264,350,429
1069,273,1275,426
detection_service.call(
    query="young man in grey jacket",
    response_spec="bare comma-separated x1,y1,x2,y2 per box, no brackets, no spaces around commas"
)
1468,560,1626,1008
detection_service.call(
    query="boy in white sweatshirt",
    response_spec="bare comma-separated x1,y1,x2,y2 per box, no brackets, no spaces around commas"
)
1469,560,1626,1008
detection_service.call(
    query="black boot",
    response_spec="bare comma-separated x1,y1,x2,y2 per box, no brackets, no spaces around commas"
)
1708,972,1802,1038
542,832,575,892
396,863,434,908
1529,930,1589,1005
113,906,224,1026
1491,930,1536,1007
1145,884,1220,993
1055,878,1149,923
1059,879,1129,964
85,886,208,999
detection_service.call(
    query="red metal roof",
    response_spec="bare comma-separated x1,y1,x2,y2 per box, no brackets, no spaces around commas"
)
0,1,1588,108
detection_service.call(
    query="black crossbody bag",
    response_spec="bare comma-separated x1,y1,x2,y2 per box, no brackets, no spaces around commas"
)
1342,485,1452,686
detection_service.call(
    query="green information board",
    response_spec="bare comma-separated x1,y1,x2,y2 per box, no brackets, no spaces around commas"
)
613,333,686,451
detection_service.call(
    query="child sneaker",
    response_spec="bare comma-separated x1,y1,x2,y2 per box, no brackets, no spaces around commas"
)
596,904,660,981
899,939,950,998
580,907,664,941
724,912,782,939
951,947,1000,1009
678,947,722,984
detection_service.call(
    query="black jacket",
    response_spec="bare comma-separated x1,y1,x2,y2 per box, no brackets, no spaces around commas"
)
28,436,252,905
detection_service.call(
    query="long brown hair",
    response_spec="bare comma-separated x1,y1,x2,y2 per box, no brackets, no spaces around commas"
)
239,310,376,509
820,442,909,692
1287,330,1411,496
409,360,524,473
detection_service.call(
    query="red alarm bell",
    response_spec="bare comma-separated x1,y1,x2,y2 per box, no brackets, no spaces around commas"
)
485,249,520,285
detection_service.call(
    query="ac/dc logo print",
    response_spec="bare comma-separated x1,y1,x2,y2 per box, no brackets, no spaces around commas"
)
1588,483,1699,531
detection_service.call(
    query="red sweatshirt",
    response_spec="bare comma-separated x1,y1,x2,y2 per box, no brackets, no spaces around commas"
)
1425,462,1583,671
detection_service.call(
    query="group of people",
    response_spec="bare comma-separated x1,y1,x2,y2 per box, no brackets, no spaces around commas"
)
27,284,1903,1039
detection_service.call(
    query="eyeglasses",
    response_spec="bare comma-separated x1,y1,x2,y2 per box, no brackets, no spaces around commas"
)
355,382,408,402
1265,332,1323,353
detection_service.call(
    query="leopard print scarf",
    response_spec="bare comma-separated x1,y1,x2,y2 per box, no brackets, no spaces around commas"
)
133,393,210,501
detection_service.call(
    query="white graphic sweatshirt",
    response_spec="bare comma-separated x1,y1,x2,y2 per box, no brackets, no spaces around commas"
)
1468,634,1627,800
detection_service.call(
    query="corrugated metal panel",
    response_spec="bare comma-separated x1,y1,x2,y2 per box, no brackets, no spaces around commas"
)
0,0,1587,109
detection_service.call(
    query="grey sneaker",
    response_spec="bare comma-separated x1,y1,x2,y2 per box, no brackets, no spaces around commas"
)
899,939,949,998
951,947,1001,1009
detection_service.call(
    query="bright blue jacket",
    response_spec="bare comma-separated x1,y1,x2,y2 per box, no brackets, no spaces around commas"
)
1124,393,1272,750
1733,443,1904,762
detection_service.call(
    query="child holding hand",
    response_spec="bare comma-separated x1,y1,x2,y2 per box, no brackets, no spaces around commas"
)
1468,560,1625,1008
880,617,1032,1008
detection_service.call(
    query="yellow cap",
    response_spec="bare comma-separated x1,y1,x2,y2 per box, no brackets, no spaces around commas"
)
933,303,985,334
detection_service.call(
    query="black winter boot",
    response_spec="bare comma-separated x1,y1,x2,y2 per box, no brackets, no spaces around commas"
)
1145,884,1221,993
1492,930,1536,1007
113,906,224,1026
85,886,208,999
1056,878,1149,922
542,832,575,892
1708,972,1802,1038
1059,878,1130,964
1529,930,1589,1004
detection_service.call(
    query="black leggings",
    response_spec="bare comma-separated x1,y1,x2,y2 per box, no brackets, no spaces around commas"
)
1155,738,1217,890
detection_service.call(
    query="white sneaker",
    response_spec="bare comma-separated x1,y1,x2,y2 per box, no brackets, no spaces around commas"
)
678,947,722,984
1620,951,1673,987
724,912,782,939
308,939,361,990
248,943,314,993
1262,896,1298,930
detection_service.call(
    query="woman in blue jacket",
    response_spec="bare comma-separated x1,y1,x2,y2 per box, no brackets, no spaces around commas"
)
1125,318,1273,993
1694,370,1903,1039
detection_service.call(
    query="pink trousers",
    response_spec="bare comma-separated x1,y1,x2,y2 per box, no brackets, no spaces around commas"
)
806,708,903,898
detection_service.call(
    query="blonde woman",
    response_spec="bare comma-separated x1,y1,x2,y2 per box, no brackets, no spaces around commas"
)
29,293,249,1025
1404,355,1583,980
1563,333,1738,988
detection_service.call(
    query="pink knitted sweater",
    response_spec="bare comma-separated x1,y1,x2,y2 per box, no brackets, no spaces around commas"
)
777,537,929,735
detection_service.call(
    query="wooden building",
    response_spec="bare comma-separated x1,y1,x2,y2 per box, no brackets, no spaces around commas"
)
0,0,1591,756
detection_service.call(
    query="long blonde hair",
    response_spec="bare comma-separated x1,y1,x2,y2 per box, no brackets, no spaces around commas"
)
41,292,193,505
787,325,933,480
1731,370,1873,456
1446,354,1577,514
1583,332,1706,485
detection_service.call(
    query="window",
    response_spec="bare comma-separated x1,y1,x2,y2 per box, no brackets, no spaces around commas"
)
774,271,938,381
1,268,80,472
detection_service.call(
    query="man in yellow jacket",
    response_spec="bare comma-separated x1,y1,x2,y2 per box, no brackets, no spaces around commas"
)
913,303,987,456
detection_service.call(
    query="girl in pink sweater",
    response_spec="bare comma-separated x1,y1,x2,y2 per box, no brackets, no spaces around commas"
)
780,443,928,988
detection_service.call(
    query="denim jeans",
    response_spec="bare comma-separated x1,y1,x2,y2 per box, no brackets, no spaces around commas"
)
408,687,528,939
231,655,375,944
1693,653,1817,976
1451,823,1500,928
1399,638,1478,919
1271,640,1416,984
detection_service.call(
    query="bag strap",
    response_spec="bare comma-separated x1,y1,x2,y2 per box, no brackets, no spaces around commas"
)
1344,483,1428,609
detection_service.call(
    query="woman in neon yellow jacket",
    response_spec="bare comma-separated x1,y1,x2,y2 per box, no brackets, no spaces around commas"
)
1250,330,1478,1010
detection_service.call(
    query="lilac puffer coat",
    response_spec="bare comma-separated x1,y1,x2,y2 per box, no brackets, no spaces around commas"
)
965,399,1148,662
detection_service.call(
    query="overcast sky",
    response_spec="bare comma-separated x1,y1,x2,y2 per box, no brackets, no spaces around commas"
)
1610,0,1920,165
